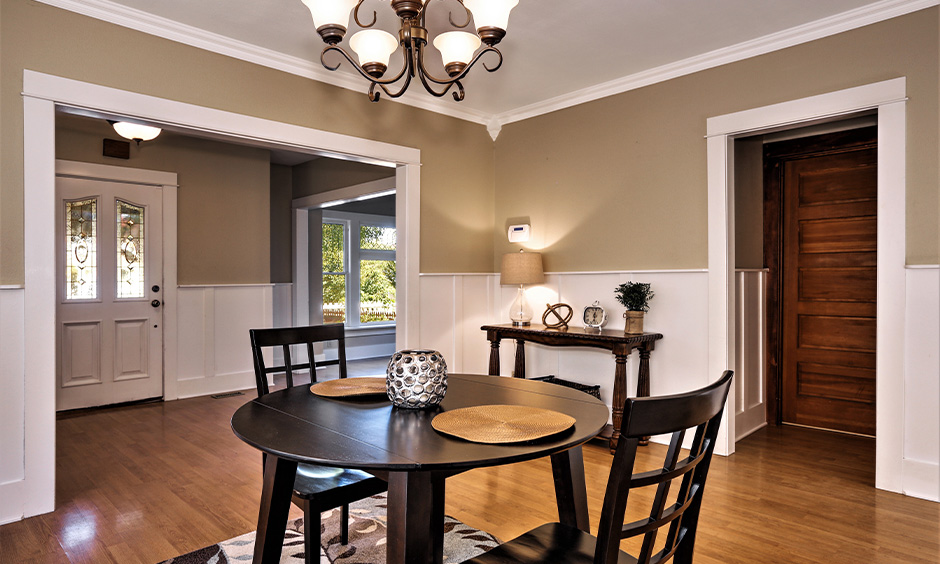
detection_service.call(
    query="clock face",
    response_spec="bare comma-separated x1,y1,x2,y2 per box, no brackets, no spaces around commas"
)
583,305,606,328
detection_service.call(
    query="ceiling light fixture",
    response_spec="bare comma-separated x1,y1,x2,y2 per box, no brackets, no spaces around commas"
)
301,0,518,102
110,121,162,144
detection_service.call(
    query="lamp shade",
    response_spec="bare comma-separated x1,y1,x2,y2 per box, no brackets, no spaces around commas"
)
500,251,544,286
433,31,481,66
349,29,400,66
300,0,357,29
111,122,161,142
463,0,519,31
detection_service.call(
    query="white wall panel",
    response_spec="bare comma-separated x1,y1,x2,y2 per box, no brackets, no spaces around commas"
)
735,270,768,440
0,288,26,524
272,283,293,328
176,285,272,398
902,266,939,501
458,275,496,375
418,276,458,364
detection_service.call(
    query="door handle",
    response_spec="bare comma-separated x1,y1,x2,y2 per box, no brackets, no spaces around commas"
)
151,299,162,308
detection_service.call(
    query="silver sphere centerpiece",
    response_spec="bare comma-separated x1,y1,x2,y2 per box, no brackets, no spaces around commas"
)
386,349,447,409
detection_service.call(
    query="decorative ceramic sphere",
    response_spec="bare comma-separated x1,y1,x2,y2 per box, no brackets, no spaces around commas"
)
386,349,447,409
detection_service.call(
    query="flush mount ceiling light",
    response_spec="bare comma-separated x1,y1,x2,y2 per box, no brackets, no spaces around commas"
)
301,0,518,102
110,121,162,144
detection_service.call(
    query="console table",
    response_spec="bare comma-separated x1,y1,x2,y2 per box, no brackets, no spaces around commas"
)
481,323,663,450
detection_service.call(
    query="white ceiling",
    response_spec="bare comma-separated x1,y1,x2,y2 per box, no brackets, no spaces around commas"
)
42,0,933,126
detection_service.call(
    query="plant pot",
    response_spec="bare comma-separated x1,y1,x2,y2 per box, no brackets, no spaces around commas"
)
623,311,645,334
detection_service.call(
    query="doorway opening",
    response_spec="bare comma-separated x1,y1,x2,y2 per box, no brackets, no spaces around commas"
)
20,70,421,519
732,115,879,440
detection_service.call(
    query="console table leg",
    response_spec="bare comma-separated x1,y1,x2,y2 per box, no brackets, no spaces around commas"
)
637,347,652,445
514,339,526,378
610,353,628,453
488,338,501,376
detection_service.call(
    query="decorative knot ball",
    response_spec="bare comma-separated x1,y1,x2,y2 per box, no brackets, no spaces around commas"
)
386,349,447,409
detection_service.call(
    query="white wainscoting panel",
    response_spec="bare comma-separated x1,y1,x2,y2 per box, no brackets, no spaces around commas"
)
176,285,273,398
902,266,939,501
272,283,293,329
419,271,711,436
0,288,26,524
734,270,768,440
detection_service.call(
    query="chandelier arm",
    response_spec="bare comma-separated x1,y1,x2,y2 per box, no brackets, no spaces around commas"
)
416,70,459,98
352,0,376,28
480,47,503,72
451,80,466,102
369,51,416,100
448,0,472,28
321,45,411,86
415,45,502,86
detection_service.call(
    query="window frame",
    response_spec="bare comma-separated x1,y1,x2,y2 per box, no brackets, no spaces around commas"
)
321,210,396,328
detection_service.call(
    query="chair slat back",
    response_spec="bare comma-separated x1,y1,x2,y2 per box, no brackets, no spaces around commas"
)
594,371,733,564
249,324,348,397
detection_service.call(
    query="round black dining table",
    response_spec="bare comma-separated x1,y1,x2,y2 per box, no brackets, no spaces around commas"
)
232,372,610,564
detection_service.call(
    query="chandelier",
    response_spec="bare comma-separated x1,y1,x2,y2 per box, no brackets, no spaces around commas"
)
300,0,518,102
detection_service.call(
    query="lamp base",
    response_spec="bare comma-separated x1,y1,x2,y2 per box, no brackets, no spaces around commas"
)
511,320,531,326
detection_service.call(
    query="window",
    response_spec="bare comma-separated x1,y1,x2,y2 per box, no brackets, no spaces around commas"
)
322,212,396,327
116,199,145,299
65,198,98,300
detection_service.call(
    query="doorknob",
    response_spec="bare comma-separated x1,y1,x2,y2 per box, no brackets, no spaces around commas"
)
151,299,161,308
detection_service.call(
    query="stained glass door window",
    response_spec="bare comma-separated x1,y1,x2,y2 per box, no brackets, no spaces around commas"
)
65,198,98,300
116,200,145,298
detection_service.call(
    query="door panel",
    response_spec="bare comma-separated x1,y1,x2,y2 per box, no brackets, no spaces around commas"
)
61,321,102,387
56,176,164,411
778,142,877,436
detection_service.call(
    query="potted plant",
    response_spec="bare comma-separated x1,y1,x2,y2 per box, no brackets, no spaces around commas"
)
614,281,654,334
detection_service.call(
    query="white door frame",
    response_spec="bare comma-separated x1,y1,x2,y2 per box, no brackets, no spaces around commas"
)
55,160,179,407
705,78,907,493
20,70,421,518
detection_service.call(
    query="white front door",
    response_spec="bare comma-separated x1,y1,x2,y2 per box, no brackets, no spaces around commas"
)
56,176,164,411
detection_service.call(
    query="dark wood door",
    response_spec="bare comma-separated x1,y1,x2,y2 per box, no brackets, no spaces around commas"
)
765,128,877,436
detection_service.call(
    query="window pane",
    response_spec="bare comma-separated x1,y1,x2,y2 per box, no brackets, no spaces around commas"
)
65,198,98,300
116,200,145,299
323,223,345,272
323,274,346,323
360,225,396,251
360,259,396,323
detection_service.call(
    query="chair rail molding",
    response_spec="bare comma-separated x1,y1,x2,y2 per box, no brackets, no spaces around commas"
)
14,69,421,522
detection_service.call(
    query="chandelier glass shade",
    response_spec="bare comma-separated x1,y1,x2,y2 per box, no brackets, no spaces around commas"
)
300,0,518,102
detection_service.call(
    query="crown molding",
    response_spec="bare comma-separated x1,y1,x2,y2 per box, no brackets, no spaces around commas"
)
36,0,938,131
491,0,939,128
34,0,492,126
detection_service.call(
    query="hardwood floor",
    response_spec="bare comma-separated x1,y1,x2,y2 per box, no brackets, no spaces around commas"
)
1,364,937,563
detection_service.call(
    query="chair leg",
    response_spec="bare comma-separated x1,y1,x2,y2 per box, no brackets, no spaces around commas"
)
340,503,350,545
303,502,321,564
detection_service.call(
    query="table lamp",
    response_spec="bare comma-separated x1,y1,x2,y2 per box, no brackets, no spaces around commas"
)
500,250,544,326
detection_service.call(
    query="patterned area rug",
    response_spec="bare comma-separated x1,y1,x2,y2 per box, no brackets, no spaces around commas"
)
158,493,500,563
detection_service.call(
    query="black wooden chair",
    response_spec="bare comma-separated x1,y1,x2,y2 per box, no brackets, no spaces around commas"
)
465,370,734,564
249,324,388,563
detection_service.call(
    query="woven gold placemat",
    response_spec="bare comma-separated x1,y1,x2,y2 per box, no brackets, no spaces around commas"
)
310,377,388,398
431,405,575,444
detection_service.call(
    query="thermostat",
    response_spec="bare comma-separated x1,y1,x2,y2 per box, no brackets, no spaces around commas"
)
508,224,530,242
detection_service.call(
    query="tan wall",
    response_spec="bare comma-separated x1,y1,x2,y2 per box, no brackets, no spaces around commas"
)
0,0,495,284
270,164,293,284
495,8,939,271
55,114,272,285
733,137,764,270
292,159,395,199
